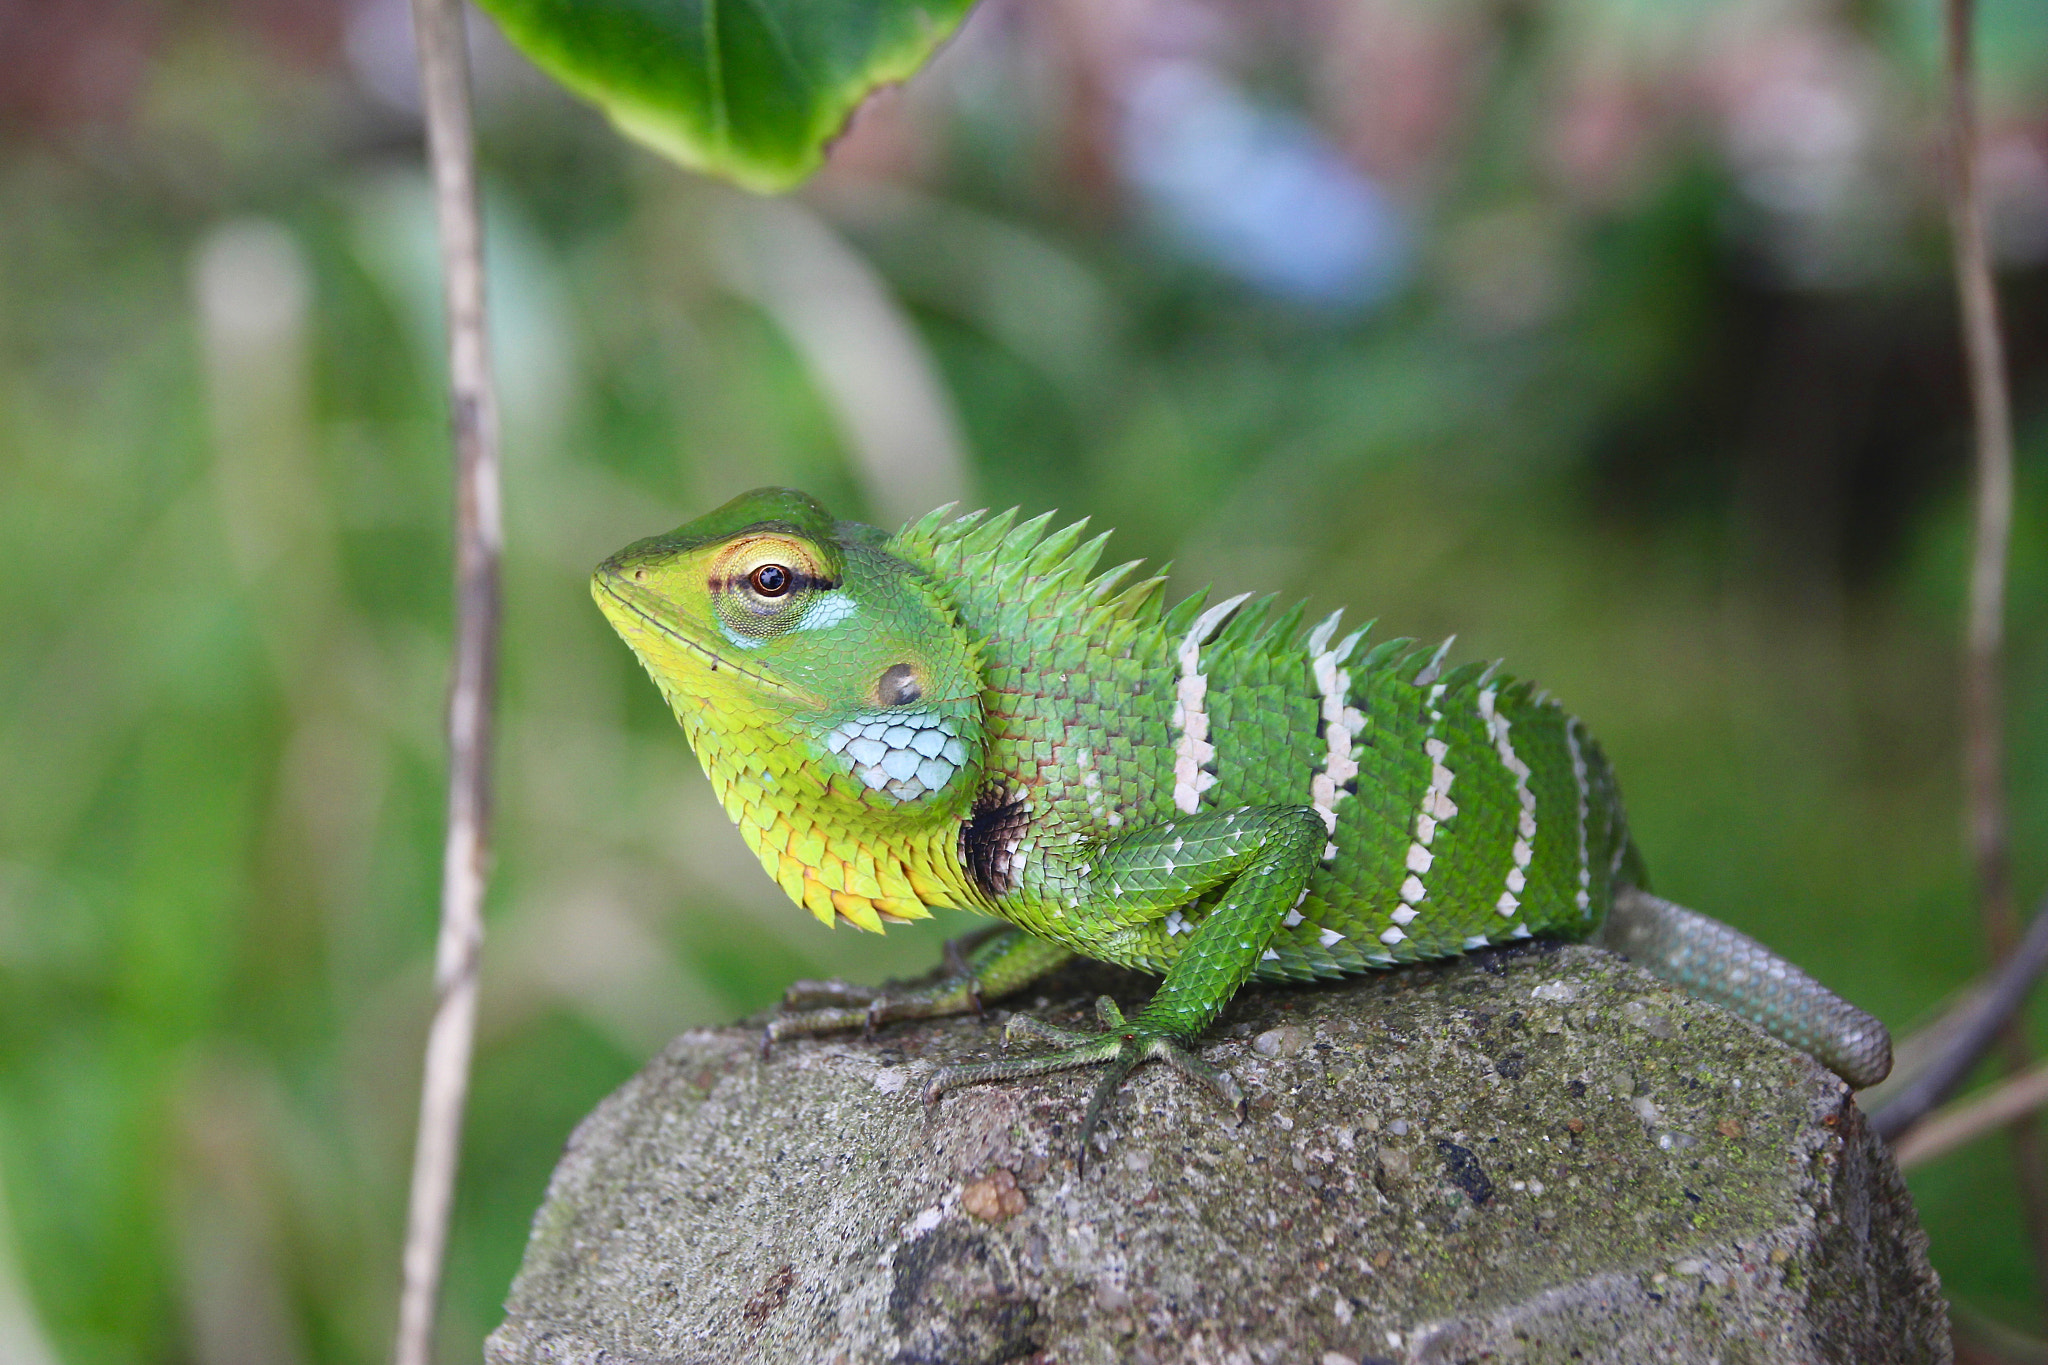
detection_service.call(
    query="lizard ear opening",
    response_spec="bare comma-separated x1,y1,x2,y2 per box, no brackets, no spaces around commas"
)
875,663,924,707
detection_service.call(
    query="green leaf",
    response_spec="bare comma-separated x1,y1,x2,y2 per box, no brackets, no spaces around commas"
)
472,0,979,192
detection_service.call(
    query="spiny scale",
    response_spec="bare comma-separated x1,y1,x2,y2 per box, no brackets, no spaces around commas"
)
891,504,1631,976
592,488,1891,1142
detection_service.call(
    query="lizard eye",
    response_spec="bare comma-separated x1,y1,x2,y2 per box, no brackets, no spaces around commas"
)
712,536,828,637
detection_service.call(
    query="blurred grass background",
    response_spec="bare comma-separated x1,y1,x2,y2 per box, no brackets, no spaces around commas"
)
1,0,2047,1360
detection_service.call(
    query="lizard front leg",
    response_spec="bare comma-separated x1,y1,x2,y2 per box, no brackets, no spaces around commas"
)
763,926,1072,1052
924,804,1328,1163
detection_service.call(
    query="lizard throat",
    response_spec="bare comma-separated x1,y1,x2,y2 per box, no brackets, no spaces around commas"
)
689,724,974,933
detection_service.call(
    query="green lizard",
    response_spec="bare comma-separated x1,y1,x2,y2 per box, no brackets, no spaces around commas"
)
592,487,1892,1151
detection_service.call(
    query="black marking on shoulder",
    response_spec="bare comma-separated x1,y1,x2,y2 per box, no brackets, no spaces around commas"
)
960,784,1031,898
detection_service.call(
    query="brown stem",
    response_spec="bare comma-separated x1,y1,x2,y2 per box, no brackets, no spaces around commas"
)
1944,0,2044,1306
394,0,504,1362
1952,0,2016,953
1874,884,2048,1140
1897,1054,2048,1173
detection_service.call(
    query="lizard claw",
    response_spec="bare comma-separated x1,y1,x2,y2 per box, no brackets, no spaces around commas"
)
924,1003,1242,1170
1002,1011,1097,1050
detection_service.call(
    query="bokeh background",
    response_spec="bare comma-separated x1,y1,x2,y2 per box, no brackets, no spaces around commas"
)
2,0,2046,1359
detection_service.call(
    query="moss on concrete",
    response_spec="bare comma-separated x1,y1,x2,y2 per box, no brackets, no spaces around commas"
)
487,943,1948,1364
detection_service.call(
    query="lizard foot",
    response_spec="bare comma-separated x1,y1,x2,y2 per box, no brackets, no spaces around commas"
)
762,973,982,1056
922,996,1244,1171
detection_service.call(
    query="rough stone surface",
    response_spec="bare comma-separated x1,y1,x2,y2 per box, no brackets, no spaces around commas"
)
487,942,1949,1365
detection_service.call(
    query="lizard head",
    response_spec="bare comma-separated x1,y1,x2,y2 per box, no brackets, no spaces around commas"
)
591,488,985,824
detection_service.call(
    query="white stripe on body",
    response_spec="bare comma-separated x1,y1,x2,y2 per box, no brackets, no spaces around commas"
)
1306,612,1370,861
1171,593,1251,815
1382,682,1454,948
1565,718,1592,917
1479,686,1538,919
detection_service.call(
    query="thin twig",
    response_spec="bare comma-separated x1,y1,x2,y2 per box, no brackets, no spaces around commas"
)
1897,1054,2048,1172
1940,0,2048,1300
1950,2,2016,958
1952,0,2019,943
1874,886,2048,1140
394,0,504,1361
1952,1299,2048,1365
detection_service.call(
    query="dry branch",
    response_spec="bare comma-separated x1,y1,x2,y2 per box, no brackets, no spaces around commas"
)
1937,0,2047,1301
394,0,505,1361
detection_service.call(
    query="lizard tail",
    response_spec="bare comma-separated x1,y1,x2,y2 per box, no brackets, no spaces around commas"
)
1597,886,1893,1089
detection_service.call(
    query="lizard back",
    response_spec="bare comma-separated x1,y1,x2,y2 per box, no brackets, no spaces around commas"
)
893,505,1639,980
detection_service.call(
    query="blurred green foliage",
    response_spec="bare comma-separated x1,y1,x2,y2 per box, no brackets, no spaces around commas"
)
0,1,2045,1361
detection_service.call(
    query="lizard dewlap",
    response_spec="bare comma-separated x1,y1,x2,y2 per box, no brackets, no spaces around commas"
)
593,488,1891,1151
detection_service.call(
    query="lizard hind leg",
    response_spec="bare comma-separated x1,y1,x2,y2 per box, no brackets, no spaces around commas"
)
778,925,1013,1014
762,927,1071,1055
1597,885,1893,1088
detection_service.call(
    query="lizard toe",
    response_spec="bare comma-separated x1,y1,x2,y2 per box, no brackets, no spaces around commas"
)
925,1011,1241,1168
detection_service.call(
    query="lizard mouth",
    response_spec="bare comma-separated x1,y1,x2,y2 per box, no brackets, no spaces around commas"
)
591,573,814,703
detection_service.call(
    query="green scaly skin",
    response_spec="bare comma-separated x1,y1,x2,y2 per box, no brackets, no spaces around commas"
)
593,489,1892,1158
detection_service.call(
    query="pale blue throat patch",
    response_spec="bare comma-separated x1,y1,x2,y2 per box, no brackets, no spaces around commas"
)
824,709,967,802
